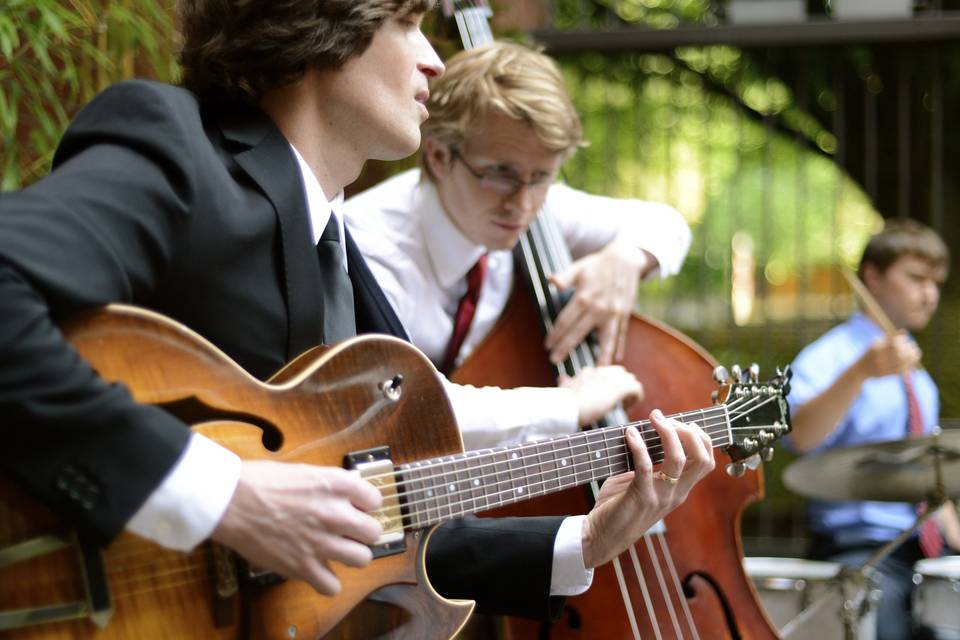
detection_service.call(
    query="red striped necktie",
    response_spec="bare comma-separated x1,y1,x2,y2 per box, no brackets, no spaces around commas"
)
904,370,944,558
440,255,488,375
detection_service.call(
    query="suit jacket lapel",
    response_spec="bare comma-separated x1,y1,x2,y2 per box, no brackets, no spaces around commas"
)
216,103,323,358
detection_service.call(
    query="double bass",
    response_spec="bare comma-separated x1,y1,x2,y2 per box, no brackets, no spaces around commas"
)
439,3,782,637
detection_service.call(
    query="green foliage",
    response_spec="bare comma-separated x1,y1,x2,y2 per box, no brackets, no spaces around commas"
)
551,0,720,29
0,0,177,189
557,50,878,325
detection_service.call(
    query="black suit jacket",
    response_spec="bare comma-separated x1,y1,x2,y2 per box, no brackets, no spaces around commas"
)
0,81,562,620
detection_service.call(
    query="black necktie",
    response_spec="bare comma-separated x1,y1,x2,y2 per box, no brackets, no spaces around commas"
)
316,216,356,344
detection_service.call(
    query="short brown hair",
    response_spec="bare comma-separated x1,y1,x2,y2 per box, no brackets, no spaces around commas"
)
178,0,433,100
422,41,584,165
858,218,949,279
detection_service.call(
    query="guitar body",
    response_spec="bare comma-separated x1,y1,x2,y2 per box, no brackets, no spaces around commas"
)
0,305,474,639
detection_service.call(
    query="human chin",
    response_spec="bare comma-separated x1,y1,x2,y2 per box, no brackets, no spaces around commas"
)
374,129,421,161
485,226,524,251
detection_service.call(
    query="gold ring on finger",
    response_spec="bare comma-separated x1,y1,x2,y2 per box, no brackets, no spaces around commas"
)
656,470,679,487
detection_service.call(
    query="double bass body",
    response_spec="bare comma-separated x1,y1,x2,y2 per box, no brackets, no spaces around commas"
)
452,283,779,640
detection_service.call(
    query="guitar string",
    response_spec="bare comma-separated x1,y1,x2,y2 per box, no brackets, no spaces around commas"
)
371,389,775,479
368,420,756,515
373,418,734,507
54,412,780,583
363,394,778,492
87,406,762,573
360,392,772,490
370,421,764,523
367,404,781,510
367,414,737,499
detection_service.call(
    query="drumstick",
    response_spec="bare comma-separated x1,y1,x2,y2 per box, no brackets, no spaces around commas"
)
841,269,898,337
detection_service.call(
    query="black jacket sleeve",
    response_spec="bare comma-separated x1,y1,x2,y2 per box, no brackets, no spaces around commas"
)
427,515,566,620
0,81,206,542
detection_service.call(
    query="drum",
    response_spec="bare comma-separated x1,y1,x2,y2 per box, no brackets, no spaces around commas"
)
744,557,879,639
913,556,960,639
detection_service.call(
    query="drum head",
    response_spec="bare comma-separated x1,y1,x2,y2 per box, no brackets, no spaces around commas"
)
914,556,960,579
744,557,842,580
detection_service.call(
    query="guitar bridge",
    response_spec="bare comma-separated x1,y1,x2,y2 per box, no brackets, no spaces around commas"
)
346,447,405,559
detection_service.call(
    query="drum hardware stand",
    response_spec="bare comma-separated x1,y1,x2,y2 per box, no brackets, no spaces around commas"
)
783,432,955,640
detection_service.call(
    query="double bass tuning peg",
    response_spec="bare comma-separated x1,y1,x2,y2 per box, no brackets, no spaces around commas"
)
730,364,742,382
712,366,729,383
748,363,760,383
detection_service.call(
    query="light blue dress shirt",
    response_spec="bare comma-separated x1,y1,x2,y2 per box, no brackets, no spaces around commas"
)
786,313,939,547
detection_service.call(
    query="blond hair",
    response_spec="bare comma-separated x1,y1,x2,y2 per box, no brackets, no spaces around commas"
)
422,41,584,163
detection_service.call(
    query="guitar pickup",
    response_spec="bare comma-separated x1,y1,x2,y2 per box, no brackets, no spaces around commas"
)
346,447,405,559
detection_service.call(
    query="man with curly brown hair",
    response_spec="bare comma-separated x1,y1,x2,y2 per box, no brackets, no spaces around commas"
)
0,0,714,629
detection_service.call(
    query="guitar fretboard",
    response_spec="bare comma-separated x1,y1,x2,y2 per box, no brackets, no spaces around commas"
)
397,405,731,529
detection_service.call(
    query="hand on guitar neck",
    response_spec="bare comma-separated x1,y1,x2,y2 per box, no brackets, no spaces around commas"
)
580,409,715,569
211,460,384,596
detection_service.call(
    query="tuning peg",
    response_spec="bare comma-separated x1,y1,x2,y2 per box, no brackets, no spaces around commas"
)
749,363,760,383
725,461,746,477
743,454,762,470
761,446,775,462
730,364,742,381
713,366,729,383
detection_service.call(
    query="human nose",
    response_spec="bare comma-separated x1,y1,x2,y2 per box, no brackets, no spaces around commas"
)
416,31,445,79
503,182,539,214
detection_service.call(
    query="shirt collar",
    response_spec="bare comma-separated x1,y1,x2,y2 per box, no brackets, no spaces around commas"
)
288,144,345,244
417,175,487,290
849,312,889,339
289,144,347,270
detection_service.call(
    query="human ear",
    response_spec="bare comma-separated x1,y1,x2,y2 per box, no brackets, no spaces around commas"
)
423,137,453,178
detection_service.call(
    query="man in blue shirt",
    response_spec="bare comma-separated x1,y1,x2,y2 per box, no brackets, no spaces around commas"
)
787,219,958,639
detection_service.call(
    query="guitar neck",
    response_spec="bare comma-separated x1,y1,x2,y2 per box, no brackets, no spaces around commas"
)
396,405,731,530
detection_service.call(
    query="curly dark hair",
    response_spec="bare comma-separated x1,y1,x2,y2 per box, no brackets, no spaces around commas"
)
178,0,434,100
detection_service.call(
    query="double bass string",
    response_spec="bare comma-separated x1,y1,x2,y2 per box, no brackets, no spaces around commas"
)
535,211,689,639
525,212,699,639
537,211,702,639
538,212,691,639
519,217,644,639
541,211,712,638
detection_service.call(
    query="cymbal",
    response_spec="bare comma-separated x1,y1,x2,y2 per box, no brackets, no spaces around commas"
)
783,430,960,502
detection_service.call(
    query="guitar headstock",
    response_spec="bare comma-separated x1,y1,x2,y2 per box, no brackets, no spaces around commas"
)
712,364,792,476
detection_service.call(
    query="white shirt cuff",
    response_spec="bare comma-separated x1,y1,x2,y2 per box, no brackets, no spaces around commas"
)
126,433,242,551
550,515,594,596
446,381,580,450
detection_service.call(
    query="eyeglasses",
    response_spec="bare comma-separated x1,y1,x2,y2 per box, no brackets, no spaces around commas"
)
450,149,554,197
